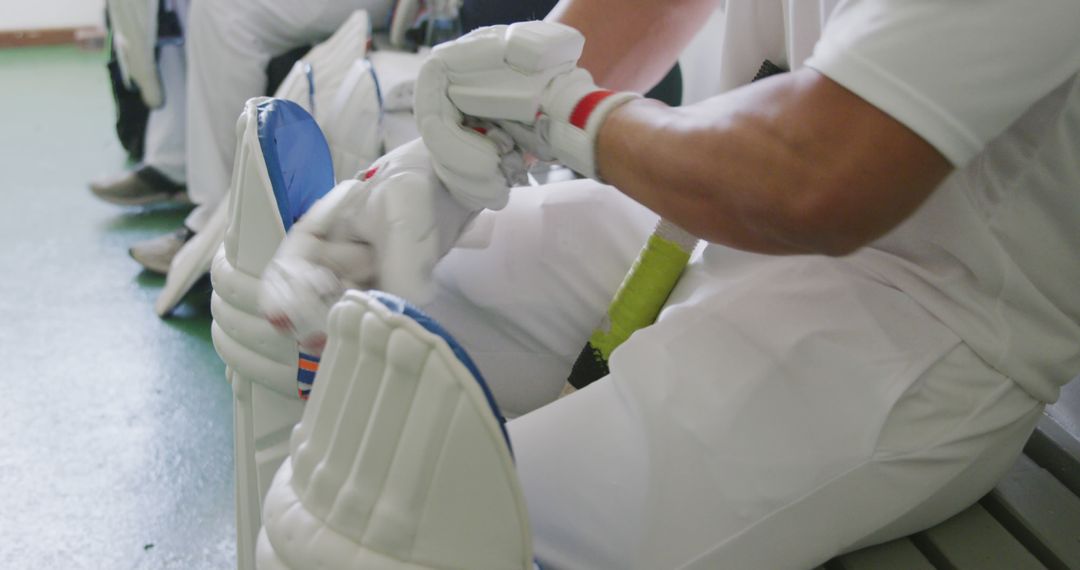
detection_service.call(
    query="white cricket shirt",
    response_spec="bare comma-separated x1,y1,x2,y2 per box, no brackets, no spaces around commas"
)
693,0,1080,402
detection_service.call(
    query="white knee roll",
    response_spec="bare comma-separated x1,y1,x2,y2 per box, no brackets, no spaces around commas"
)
258,291,534,570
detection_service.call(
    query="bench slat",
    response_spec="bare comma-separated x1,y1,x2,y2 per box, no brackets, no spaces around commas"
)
982,454,1080,570
832,538,934,570
1025,415,1080,496
912,503,1045,569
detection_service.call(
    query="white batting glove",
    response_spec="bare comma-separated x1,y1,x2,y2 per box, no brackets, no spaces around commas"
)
410,33,532,212
257,138,480,352
415,21,640,182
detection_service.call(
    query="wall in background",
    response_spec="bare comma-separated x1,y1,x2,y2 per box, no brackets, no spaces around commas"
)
0,0,105,32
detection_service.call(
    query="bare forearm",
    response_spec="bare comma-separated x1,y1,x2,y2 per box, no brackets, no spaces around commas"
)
546,0,717,92
596,69,953,255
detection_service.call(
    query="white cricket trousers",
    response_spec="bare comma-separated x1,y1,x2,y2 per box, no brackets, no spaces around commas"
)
142,0,190,185
142,41,186,184
423,179,1044,569
183,0,391,232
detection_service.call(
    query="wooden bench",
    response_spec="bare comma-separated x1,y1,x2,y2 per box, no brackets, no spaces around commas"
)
823,399,1080,570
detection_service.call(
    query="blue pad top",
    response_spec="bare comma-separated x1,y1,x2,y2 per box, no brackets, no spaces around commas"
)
256,98,336,231
367,290,513,454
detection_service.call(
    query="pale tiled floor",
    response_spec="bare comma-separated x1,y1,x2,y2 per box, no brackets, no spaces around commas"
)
0,45,235,569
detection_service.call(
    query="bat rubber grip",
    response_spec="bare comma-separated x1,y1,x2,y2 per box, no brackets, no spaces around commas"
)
565,223,694,389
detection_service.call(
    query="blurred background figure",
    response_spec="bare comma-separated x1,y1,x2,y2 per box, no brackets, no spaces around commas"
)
90,0,189,219
132,0,396,276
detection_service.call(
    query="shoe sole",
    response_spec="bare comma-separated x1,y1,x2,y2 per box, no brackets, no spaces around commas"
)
128,247,173,275
90,187,192,207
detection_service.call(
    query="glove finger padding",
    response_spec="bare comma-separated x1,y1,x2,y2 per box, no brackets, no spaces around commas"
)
414,21,639,181
428,23,583,122
415,36,530,212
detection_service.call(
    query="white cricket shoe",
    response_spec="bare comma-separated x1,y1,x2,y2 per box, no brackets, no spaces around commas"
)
129,226,194,275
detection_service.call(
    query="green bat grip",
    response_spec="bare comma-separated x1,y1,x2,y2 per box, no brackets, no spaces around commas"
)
566,219,697,390
563,59,785,393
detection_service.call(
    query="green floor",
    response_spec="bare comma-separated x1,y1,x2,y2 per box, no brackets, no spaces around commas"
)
3,40,1080,570
0,46,235,569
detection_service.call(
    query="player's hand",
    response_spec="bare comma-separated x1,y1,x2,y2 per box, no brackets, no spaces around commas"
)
257,138,477,352
414,21,639,181
410,34,532,212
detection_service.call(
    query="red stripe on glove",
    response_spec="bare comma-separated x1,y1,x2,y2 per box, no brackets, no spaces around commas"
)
569,90,617,130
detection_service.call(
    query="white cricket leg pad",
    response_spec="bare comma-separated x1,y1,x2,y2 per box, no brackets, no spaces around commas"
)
382,111,421,153
155,197,229,317
211,97,337,570
108,0,164,108
273,10,380,182
272,10,372,118
323,59,383,181
271,62,313,113
369,50,427,152
369,50,427,113
257,290,535,570
155,93,253,318
321,48,430,178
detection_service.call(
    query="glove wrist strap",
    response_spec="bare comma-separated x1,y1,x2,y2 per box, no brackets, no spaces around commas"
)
551,89,640,180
